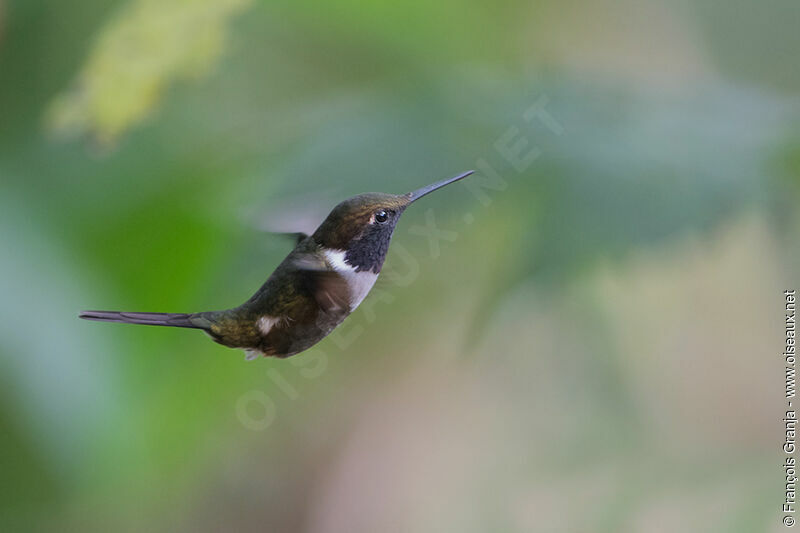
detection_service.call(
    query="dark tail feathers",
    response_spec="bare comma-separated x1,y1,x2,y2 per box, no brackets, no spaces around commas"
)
79,310,207,329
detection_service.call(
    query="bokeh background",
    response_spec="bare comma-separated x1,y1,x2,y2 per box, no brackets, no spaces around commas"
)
1,0,799,531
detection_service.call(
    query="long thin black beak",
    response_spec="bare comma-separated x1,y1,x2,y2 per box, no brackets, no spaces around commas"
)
406,170,474,204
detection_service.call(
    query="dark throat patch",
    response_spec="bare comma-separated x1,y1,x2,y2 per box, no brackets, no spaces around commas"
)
344,224,395,273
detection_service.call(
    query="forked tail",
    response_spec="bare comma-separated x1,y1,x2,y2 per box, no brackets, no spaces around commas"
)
79,310,208,329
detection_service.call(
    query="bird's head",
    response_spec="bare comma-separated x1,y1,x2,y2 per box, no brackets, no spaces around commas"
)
312,171,474,273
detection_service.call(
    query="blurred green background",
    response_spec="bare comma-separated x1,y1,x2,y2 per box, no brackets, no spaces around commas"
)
1,0,798,531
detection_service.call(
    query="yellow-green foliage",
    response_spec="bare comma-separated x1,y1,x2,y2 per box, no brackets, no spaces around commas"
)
46,0,253,145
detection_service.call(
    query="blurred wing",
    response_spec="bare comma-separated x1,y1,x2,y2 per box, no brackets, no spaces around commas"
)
272,232,308,245
249,196,328,237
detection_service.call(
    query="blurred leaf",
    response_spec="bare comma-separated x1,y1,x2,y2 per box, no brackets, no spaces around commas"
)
45,0,253,145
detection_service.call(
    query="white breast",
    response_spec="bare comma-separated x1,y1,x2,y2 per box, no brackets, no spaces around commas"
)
323,249,379,310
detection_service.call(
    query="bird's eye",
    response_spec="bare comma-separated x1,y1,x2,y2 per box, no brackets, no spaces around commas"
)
375,210,389,223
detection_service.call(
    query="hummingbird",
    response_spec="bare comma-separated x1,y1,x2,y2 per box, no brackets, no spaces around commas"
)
80,171,474,359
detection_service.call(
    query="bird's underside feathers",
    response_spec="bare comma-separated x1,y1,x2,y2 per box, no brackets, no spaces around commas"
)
195,242,375,359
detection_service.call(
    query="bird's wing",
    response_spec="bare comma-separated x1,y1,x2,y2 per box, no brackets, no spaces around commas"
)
270,232,309,245
290,253,351,313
